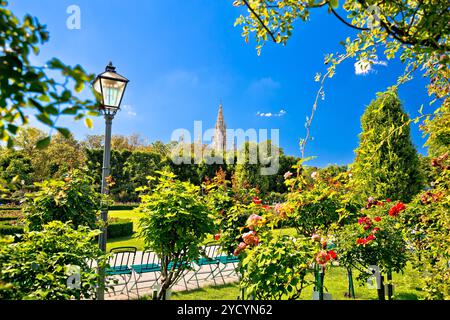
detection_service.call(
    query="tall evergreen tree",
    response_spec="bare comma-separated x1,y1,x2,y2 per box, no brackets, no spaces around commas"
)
352,90,422,202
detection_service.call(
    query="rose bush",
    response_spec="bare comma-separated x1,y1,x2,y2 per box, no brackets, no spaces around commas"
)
240,235,316,300
402,153,450,300
337,198,408,299
284,162,359,237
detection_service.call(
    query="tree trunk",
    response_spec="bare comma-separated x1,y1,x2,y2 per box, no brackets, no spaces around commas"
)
377,274,385,301
387,271,393,300
318,267,325,300
347,268,356,299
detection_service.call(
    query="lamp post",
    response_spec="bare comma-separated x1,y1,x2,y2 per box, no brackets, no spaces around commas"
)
93,62,129,300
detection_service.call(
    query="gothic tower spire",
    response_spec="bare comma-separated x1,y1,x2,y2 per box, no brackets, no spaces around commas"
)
213,101,226,152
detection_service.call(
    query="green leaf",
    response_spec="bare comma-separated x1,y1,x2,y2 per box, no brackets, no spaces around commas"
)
62,107,80,115
36,113,53,126
47,58,65,70
7,124,18,135
36,136,51,149
29,98,44,112
56,127,71,138
330,0,339,9
75,81,85,93
85,118,93,129
61,90,72,100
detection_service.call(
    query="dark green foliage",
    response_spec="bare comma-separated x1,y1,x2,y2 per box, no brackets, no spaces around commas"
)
107,218,133,239
123,151,168,201
352,90,423,202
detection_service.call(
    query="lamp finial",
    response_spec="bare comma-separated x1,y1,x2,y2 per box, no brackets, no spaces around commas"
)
106,62,116,72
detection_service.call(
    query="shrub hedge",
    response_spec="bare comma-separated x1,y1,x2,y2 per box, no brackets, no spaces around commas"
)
0,211,23,221
107,218,134,239
0,217,133,239
108,204,139,211
0,221,25,236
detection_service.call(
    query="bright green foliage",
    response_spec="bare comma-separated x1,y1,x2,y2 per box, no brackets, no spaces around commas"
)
23,170,101,231
240,235,315,300
422,101,450,158
285,161,358,237
352,90,422,202
0,1,98,147
337,200,408,282
0,221,107,300
137,171,215,299
402,153,450,300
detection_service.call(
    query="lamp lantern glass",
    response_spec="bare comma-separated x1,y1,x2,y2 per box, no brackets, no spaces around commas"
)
93,62,129,113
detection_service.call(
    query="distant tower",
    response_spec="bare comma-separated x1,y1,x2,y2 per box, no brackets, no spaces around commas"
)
212,102,227,152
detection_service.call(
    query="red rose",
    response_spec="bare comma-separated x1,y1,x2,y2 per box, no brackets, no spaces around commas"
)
328,250,337,260
372,227,380,234
367,234,376,241
252,197,262,205
214,233,221,241
374,217,381,222
389,202,406,217
356,238,367,245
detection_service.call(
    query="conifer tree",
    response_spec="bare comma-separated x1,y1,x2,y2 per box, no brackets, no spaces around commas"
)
352,90,422,202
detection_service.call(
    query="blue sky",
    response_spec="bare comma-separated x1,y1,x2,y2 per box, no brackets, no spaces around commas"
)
10,0,432,167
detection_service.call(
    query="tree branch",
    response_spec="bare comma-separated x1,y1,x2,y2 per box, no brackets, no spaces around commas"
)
243,0,277,43
329,6,370,31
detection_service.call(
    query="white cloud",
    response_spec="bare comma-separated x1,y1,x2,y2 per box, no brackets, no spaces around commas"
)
354,57,388,76
122,105,137,117
256,109,287,118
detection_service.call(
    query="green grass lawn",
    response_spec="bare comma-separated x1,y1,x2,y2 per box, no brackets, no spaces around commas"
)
170,263,425,300
107,210,145,251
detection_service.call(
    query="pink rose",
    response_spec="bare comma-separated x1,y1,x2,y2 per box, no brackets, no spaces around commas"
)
233,242,248,256
242,231,260,246
247,214,263,230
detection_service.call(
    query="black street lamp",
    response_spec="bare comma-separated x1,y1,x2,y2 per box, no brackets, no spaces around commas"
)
93,62,129,300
